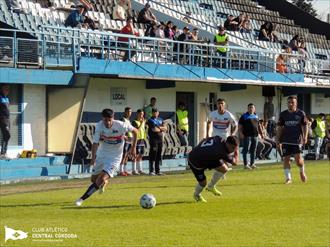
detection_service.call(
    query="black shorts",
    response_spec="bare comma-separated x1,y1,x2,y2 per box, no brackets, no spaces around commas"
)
136,145,145,155
123,142,132,154
281,144,303,157
188,160,206,182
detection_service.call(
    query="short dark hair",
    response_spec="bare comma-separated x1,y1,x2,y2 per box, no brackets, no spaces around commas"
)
137,109,144,113
226,136,239,146
152,107,159,113
287,96,297,101
125,107,132,112
178,101,185,107
248,103,254,107
217,98,225,103
150,97,156,101
102,108,114,118
319,113,326,118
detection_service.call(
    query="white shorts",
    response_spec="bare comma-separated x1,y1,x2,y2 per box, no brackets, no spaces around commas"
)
92,155,122,177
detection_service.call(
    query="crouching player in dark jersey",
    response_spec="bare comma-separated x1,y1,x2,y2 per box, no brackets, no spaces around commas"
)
188,135,239,203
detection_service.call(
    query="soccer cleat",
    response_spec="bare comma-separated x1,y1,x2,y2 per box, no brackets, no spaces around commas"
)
149,172,156,176
285,179,292,184
99,182,108,194
75,198,83,207
119,172,127,176
132,171,140,175
244,165,252,170
138,170,146,175
124,171,132,176
193,194,207,203
206,186,222,196
250,164,258,169
300,171,307,183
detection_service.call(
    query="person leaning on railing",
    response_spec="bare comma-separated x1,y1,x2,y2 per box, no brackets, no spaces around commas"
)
214,26,229,68
118,17,139,61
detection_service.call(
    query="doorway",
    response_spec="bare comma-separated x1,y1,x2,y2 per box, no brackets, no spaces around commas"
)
176,92,195,146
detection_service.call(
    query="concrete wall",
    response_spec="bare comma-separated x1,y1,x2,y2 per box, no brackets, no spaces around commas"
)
311,94,330,114
84,78,284,143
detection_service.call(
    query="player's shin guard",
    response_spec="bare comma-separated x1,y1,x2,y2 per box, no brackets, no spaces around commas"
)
194,183,205,196
81,183,100,200
207,170,225,188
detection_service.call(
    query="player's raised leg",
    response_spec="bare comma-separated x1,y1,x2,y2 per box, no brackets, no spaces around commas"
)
76,171,109,206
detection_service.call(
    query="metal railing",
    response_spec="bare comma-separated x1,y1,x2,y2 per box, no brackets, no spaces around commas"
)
0,26,329,84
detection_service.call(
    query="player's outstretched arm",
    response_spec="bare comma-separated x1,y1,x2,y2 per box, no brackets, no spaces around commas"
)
90,143,98,166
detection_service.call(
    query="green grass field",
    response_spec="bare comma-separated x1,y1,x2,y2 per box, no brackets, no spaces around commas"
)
0,161,329,247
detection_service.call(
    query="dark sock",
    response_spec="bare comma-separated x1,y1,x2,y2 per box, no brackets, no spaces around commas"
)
81,183,99,200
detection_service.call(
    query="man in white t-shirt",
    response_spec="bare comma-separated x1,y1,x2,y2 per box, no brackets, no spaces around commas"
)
207,98,237,139
207,98,239,164
75,108,138,206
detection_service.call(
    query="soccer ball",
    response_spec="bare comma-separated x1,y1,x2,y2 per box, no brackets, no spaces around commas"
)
140,194,156,209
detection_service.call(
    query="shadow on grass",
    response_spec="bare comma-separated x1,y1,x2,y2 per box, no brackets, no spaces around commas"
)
0,202,73,208
61,200,194,210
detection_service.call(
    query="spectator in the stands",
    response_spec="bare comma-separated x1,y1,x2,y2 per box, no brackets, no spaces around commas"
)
233,13,246,30
258,21,274,42
214,26,229,68
137,3,157,36
224,15,238,31
189,28,200,41
172,25,180,40
65,5,86,28
118,0,132,17
276,53,288,73
118,17,139,61
298,42,307,71
164,21,175,40
112,0,127,21
289,34,305,51
155,23,165,38
176,26,190,63
240,15,252,33
182,11,192,24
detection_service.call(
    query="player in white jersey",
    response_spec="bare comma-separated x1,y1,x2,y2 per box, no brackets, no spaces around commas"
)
207,98,237,139
207,98,239,165
75,109,138,206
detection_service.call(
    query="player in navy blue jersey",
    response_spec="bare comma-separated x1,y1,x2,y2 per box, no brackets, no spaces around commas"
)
187,135,239,202
277,96,308,184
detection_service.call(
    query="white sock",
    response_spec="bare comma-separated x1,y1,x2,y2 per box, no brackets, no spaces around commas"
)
120,164,124,173
207,170,224,188
299,166,305,173
194,183,205,196
284,168,292,180
132,161,137,172
137,161,142,172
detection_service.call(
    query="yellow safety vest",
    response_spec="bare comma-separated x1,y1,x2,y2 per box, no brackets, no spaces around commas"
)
176,109,189,132
123,117,133,138
134,120,146,140
314,118,326,138
215,33,228,53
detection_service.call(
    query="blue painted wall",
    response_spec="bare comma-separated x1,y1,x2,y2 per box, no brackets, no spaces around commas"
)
78,58,304,83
